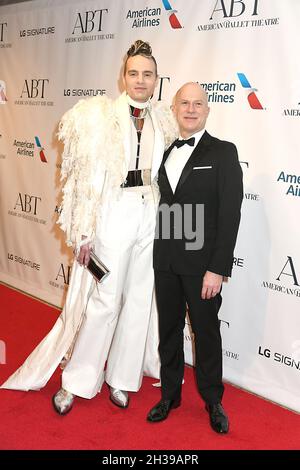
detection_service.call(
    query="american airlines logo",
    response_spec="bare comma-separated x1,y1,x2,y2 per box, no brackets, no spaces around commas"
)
161,0,182,29
237,73,264,109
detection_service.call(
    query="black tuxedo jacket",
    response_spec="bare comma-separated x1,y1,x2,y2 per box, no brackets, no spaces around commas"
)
153,131,243,277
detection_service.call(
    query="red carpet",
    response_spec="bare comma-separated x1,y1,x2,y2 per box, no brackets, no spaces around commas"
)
0,283,299,450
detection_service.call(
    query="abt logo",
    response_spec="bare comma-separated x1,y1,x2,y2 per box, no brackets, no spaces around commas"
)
56,264,72,285
237,73,264,109
276,256,299,287
0,22,7,42
156,76,171,101
20,79,49,99
210,0,259,19
72,9,108,34
14,193,41,216
161,0,182,29
262,256,300,298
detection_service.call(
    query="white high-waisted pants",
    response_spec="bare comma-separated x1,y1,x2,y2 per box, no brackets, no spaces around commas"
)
62,186,157,399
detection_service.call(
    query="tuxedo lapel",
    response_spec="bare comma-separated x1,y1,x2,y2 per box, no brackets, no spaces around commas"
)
162,141,176,166
175,131,211,195
159,143,176,199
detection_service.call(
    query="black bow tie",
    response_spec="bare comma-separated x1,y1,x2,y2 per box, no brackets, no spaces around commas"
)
173,137,195,148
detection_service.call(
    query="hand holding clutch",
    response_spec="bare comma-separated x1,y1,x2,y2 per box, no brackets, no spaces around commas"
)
87,251,110,283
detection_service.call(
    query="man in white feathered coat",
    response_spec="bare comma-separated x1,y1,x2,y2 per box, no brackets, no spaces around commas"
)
1,40,177,414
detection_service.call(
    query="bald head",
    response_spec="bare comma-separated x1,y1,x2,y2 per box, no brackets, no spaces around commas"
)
175,82,208,105
172,82,210,138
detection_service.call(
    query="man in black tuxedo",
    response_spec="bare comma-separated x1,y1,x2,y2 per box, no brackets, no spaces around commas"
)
147,82,243,433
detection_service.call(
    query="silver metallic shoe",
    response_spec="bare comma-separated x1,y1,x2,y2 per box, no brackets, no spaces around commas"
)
109,387,129,408
52,388,75,415
59,356,68,370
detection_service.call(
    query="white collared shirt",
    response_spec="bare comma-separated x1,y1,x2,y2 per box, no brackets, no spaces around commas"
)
165,129,205,193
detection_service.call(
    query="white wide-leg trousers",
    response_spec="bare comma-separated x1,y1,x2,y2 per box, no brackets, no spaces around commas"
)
62,187,158,399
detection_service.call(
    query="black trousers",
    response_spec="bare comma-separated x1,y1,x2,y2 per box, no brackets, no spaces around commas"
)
155,269,224,405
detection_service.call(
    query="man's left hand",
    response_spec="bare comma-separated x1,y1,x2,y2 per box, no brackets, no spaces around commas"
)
201,271,223,300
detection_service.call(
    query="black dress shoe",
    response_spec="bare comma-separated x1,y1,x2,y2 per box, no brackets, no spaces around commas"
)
205,403,229,434
147,398,181,422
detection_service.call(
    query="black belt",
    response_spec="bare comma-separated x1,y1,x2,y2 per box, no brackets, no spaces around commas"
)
121,169,151,188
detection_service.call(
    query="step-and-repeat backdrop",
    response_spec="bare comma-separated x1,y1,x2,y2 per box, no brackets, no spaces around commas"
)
1,0,299,412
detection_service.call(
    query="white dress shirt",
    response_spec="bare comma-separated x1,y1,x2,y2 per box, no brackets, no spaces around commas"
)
165,129,205,193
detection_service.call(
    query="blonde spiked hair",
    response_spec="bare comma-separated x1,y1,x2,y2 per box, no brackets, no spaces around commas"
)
123,39,158,76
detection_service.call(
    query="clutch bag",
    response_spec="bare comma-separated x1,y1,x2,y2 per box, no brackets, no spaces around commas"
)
87,251,110,283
